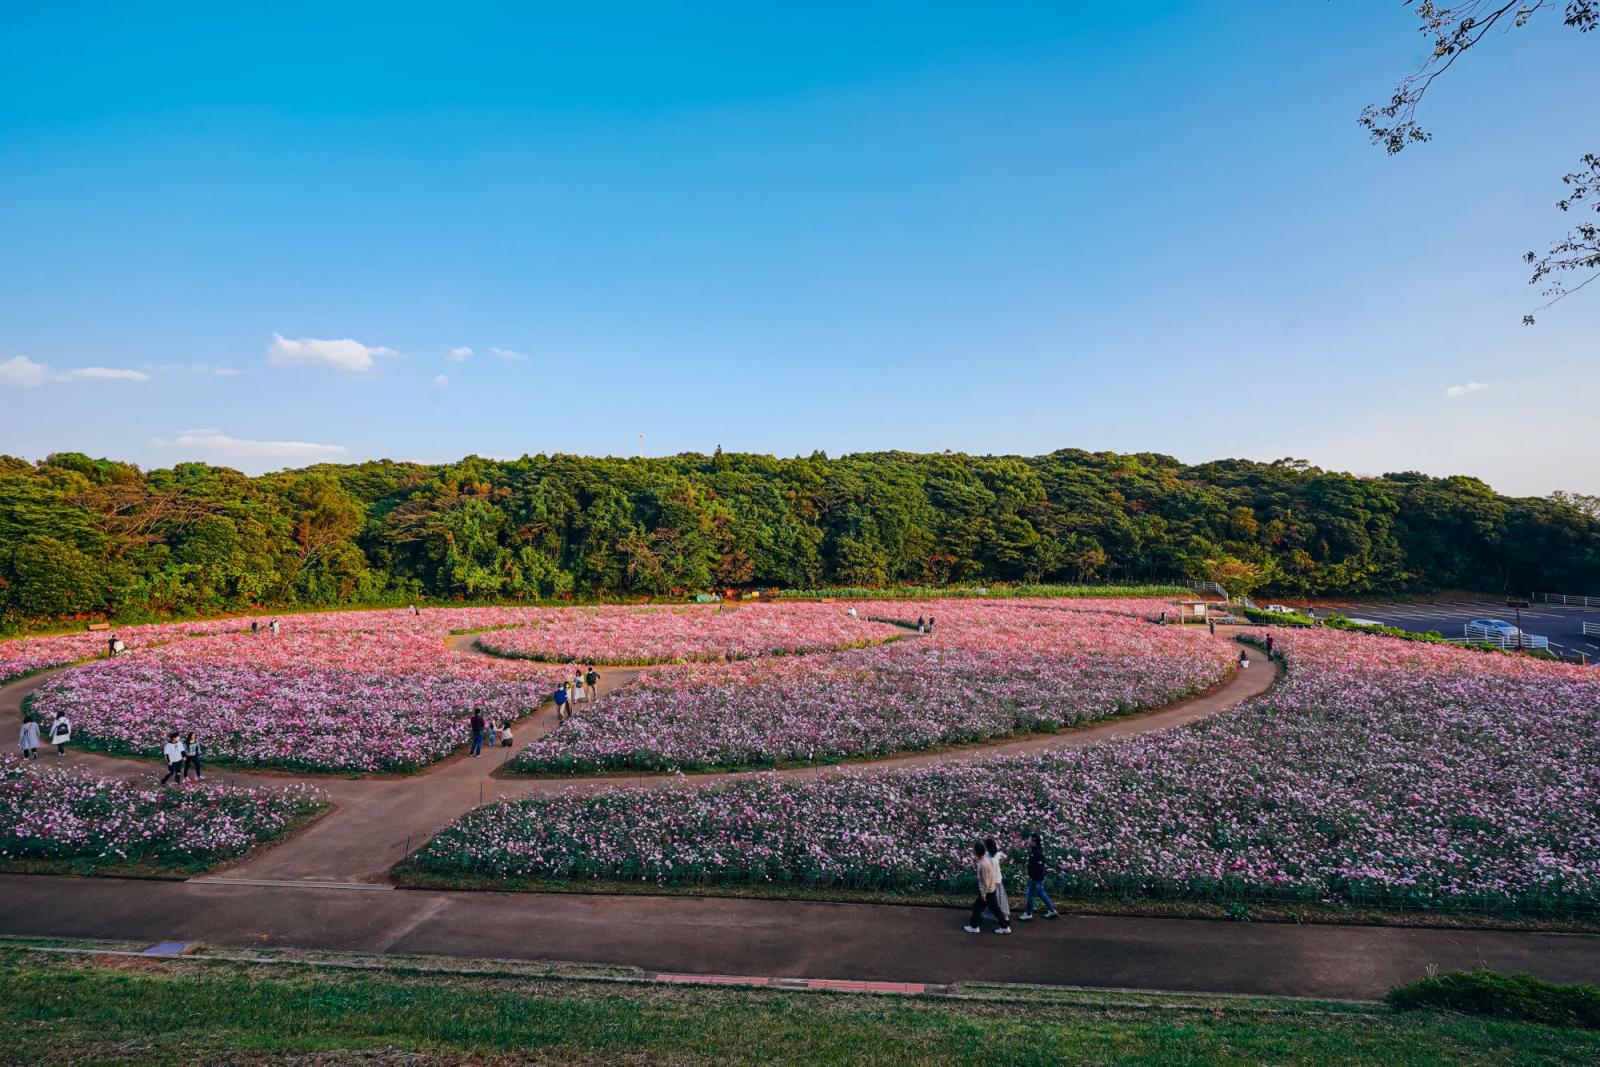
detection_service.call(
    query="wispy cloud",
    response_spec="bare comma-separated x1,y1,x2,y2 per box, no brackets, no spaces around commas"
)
490,346,529,362
1445,381,1491,398
0,355,47,387
268,332,397,373
433,374,449,388
150,428,349,461
58,366,150,382
447,346,473,363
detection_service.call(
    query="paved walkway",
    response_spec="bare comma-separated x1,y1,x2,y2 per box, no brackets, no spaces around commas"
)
2,875,1596,1000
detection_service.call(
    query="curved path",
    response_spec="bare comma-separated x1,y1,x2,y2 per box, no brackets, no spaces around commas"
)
6,627,1274,883
9,628,1598,1001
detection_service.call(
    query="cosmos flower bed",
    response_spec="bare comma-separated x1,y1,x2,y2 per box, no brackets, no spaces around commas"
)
474,603,903,665
0,617,249,683
509,603,1234,772
0,756,324,870
416,629,1600,914
25,614,564,773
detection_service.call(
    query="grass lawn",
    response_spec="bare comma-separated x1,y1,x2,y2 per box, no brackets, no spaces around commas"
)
3,941,1597,1065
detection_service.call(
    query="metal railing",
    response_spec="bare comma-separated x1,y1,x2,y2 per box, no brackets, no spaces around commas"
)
1584,621,1600,637
1457,623,1549,650
1532,592,1600,608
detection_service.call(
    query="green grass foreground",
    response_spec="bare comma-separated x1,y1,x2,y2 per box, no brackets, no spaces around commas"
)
3,944,1599,1066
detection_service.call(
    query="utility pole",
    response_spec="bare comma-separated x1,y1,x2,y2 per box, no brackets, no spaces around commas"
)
638,432,644,458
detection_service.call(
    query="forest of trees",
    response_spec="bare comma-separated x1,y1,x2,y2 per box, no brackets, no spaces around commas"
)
1,447,1597,627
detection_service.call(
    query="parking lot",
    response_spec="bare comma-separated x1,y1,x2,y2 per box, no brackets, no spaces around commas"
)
1307,596,1600,661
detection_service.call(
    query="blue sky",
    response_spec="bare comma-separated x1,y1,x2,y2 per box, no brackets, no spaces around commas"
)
1,2,1595,494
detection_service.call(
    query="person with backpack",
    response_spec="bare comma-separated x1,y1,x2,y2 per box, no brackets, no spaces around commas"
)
1016,832,1059,920
49,712,71,757
182,730,204,780
585,665,600,700
964,840,1010,934
469,710,486,757
160,732,186,784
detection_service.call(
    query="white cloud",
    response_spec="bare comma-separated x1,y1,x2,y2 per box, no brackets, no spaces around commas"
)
211,367,244,377
1445,381,1490,398
151,428,349,461
0,355,47,387
490,346,529,361
60,366,150,382
268,332,397,372
447,346,473,363
433,374,449,388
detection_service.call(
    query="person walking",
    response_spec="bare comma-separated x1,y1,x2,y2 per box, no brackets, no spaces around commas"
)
1207,618,1216,636
269,618,280,636
182,731,204,780
964,841,1010,934
985,837,1011,920
572,669,587,704
585,665,600,700
927,616,936,634
469,710,486,757
552,684,569,721
19,717,40,760
159,732,186,784
251,619,259,635
1016,833,1059,920
916,615,926,634
486,720,499,748
1264,634,1275,661
49,712,71,757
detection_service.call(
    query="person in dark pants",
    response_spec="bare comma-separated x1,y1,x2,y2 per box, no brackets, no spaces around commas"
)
1016,832,1059,920
585,665,600,698
964,840,1010,933
159,732,186,784
1264,634,1275,660
469,710,486,757
182,731,204,780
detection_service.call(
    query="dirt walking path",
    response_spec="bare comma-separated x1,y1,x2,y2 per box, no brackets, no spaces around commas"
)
5,626,1273,884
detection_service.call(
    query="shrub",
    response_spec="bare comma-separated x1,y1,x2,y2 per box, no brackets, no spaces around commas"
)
1386,970,1600,1029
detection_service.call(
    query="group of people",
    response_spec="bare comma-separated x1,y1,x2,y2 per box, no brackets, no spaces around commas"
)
467,711,515,756
965,832,1059,934
159,731,204,782
248,618,282,636
552,665,601,721
916,615,936,634
17,712,71,759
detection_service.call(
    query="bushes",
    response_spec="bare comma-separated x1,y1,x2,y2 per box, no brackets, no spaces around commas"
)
1387,970,1600,1029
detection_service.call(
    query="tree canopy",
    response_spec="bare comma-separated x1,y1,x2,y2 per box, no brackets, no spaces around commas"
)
1,448,1595,625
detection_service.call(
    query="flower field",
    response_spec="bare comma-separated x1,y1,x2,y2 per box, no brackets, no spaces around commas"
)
473,603,903,665
415,628,1600,914
510,602,1233,772
0,756,324,870
24,611,565,773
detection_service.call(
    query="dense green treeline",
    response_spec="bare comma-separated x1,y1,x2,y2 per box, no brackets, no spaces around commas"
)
1,448,1596,624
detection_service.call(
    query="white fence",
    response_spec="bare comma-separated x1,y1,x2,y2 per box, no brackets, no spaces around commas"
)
1457,622,1549,650
1532,592,1600,608
1585,621,1600,637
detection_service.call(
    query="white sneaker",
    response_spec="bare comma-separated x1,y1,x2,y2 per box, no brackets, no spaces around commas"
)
962,925,980,934
1044,911,1059,919
1017,912,1033,921
994,926,1012,935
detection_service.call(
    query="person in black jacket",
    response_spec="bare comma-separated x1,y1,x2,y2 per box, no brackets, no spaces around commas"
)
1016,832,1059,921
